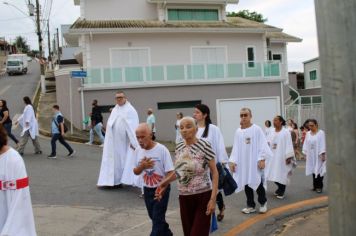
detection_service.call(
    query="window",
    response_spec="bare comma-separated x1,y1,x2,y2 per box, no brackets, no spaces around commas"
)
247,47,255,67
309,70,317,81
191,47,226,79
157,100,201,110
168,9,219,21
272,54,282,62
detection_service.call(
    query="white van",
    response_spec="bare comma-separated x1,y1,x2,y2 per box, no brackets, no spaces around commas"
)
6,54,28,75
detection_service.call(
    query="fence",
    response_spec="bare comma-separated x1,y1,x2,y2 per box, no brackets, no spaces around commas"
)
285,103,324,129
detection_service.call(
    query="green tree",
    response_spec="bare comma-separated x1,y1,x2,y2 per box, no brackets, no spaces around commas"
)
227,10,267,23
13,36,30,53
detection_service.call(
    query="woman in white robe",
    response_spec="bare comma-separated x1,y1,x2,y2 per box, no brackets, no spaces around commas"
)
0,125,36,236
193,104,229,221
97,92,139,187
265,116,295,199
16,96,41,156
302,119,326,193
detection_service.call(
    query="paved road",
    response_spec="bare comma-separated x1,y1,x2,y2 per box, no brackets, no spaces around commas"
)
1,63,328,235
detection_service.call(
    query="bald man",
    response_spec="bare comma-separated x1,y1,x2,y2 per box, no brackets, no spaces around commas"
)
133,123,174,236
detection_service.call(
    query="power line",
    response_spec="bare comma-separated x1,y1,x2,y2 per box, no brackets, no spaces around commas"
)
0,16,30,22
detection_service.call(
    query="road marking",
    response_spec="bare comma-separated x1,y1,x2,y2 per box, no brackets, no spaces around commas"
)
0,84,11,95
224,196,328,236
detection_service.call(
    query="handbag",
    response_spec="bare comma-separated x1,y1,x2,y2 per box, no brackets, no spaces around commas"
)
222,166,237,196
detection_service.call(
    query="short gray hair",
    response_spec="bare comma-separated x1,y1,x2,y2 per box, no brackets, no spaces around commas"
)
180,116,197,128
240,107,252,116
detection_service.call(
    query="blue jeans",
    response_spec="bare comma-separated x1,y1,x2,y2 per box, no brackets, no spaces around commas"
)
144,185,173,236
51,133,73,155
89,122,105,144
3,122,19,144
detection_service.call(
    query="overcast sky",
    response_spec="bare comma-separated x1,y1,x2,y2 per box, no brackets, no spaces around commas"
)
0,0,318,71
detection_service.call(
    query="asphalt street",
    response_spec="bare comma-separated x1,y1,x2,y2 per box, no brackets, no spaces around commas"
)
0,62,328,236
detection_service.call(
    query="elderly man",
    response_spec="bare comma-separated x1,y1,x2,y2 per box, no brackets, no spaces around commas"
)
229,108,273,214
97,91,139,187
133,123,174,236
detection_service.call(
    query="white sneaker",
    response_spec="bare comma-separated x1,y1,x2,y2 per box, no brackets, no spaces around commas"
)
259,203,268,213
241,207,256,214
85,142,92,145
99,144,104,148
276,195,285,199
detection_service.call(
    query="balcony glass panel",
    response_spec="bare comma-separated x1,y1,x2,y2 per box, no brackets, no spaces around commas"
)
125,67,144,82
187,64,205,80
207,64,224,79
146,66,165,81
111,68,122,83
227,63,243,78
88,68,101,84
167,65,185,81
245,62,262,77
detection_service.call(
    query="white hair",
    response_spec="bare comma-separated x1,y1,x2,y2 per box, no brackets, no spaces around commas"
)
180,116,197,128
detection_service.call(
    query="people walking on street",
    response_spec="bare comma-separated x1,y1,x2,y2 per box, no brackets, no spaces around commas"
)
175,112,183,144
0,99,19,147
133,123,174,236
229,108,273,214
156,116,218,236
146,108,156,140
265,116,295,199
302,119,326,193
86,99,105,147
47,105,75,159
97,91,139,187
0,125,36,236
193,104,229,221
16,96,42,156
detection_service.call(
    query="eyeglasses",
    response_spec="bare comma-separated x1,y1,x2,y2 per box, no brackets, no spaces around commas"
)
240,113,249,118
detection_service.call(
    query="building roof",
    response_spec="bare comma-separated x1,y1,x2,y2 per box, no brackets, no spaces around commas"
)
69,17,282,34
266,32,302,43
74,0,239,6
303,57,319,64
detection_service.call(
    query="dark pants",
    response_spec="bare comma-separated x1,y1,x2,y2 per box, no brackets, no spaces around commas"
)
274,182,286,196
179,190,211,236
216,192,225,211
144,186,172,236
313,174,324,190
3,122,19,144
51,133,73,155
244,181,267,208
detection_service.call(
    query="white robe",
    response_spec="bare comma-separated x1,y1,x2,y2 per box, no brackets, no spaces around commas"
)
230,124,273,192
97,102,139,186
17,105,39,139
0,148,36,236
265,128,295,185
196,124,228,163
303,130,326,177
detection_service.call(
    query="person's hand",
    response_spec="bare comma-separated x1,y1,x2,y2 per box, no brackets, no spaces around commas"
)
229,162,237,173
140,157,154,169
154,184,168,201
206,198,216,215
286,157,292,165
130,144,136,150
258,160,266,169
61,132,65,136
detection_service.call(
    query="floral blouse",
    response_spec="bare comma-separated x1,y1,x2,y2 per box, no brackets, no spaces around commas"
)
175,139,215,195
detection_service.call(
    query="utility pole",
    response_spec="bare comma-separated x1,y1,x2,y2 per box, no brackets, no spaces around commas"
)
314,0,356,235
35,0,44,75
56,28,60,64
47,20,51,69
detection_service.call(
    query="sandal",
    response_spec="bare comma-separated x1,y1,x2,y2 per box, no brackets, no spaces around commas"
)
217,205,225,221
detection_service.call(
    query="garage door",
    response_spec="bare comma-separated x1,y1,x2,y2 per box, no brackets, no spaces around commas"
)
217,97,281,147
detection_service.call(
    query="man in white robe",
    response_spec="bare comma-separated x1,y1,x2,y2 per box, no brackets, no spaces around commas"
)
265,116,295,199
16,97,42,156
229,108,272,214
97,91,139,187
0,126,36,236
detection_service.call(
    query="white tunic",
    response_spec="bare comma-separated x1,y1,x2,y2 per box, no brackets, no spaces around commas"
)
303,130,326,177
97,102,139,186
196,124,228,163
0,148,36,236
265,128,295,185
230,124,273,192
17,105,39,139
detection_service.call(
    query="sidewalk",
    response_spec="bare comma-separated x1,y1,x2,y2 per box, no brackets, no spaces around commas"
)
273,207,329,236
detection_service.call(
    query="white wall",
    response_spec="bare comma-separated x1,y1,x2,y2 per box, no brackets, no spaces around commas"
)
88,33,265,67
84,0,157,20
304,59,321,88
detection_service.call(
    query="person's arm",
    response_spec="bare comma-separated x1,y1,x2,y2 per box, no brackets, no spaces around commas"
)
155,171,177,201
133,157,154,175
206,159,218,215
0,110,9,124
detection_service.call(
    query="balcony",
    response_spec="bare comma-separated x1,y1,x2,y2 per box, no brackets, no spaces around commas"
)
84,61,281,88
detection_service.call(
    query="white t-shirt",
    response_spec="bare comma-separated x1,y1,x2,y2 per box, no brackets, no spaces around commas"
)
136,143,174,188
146,114,156,133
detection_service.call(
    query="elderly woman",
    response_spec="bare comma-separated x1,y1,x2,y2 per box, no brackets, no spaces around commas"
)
156,116,218,236
303,119,326,193
0,125,36,235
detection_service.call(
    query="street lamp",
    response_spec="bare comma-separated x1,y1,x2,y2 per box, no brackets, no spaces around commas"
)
2,1,36,23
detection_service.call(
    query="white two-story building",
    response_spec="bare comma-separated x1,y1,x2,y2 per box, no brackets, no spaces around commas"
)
56,0,301,145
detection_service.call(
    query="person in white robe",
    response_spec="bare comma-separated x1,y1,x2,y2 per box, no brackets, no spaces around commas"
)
0,125,36,236
264,120,273,137
302,119,326,193
265,116,295,199
193,104,228,221
16,96,42,156
97,91,139,187
175,112,183,144
229,108,273,214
